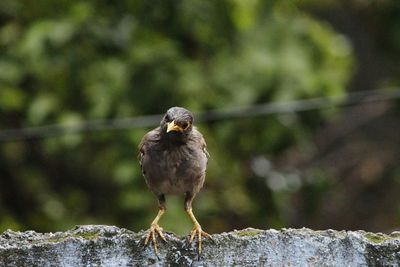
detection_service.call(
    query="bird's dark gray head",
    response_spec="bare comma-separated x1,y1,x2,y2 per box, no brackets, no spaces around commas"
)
160,107,194,136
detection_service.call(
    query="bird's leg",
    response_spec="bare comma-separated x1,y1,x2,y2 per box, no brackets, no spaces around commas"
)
184,192,212,254
144,194,167,254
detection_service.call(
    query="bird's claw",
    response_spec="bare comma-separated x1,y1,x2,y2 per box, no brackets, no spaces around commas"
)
189,224,212,255
144,223,167,254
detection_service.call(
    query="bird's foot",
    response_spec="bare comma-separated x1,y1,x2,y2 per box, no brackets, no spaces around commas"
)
189,223,212,255
144,223,167,254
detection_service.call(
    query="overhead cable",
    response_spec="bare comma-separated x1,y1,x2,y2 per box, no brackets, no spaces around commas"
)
0,88,399,141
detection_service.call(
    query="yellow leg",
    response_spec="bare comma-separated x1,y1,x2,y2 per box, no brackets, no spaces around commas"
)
186,208,212,254
144,209,167,254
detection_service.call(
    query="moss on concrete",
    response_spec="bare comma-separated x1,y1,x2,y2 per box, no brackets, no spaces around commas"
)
1,226,400,266
233,228,263,237
365,232,393,244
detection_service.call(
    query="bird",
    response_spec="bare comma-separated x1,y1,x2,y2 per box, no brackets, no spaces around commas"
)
138,106,212,255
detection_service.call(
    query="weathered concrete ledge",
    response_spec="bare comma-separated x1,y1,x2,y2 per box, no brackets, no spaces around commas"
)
0,225,400,266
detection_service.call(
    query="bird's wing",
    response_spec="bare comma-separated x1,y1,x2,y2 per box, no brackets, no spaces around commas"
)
138,128,160,172
138,138,146,171
193,128,210,160
202,139,210,160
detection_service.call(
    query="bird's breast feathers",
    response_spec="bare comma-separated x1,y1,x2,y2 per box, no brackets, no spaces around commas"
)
142,144,207,195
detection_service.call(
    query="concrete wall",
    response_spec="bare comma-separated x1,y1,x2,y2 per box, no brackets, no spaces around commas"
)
1,225,400,266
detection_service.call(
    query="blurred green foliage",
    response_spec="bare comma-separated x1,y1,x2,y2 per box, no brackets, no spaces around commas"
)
0,0,399,234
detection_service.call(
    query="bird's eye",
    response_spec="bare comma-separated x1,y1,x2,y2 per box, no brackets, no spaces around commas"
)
165,114,171,122
182,122,189,130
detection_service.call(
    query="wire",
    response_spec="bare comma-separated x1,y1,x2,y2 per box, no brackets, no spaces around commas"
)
196,88,400,121
0,88,399,142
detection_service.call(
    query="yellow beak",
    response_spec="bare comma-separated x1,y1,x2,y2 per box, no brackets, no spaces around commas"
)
167,120,184,133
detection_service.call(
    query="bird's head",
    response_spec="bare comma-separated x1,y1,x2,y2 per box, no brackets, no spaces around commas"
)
161,107,194,137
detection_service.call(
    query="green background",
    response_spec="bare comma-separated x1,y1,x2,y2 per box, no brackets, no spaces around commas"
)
1,0,400,235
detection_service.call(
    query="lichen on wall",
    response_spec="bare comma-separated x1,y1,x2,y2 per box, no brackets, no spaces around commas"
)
0,225,400,266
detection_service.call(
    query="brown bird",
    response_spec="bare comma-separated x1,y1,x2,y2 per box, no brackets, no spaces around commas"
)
139,107,212,254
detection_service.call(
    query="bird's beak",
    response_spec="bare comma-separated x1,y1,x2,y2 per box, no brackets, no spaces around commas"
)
167,120,183,133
